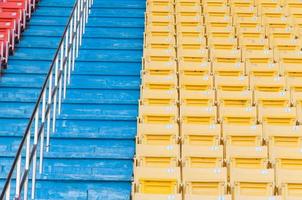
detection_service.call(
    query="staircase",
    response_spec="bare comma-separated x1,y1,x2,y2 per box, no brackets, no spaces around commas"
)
0,0,145,199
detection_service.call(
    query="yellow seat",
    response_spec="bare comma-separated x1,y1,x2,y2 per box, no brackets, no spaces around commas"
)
245,50,274,74
175,11,203,24
259,107,297,125
177,37,207,52
182,145,224,168
220,107,257,125
237,27,266,40
140,88,178,106
139,105,178,124
223,124,263,148
180,89,215,106
251,76,285,93
133,193,182,200
256,0,282,9
180,106,217,125
204,6,230,18
206,16,232,29
263,125,302,159
232,7,257,19
217,90,253,108
273,147,302,199
144,48,176,60
182,167,228,196
133,167,181,194
235,16,262,29
208,37,237,50
211,49,244,76
239,38,269,53
146,12,175,25
180,74,213,91
278,51,302,77
137,123,179,145
207,26,236,39
184,194,232,200
135,144,180,167
142,74,177,90
230,0,255,9
215,75,249,91
230,168,275,199
181,123,221,146
175,2,202,13
254,90,290,109
146,1,174,12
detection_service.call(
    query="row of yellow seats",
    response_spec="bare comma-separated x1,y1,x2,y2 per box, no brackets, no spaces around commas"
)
147,0,302,11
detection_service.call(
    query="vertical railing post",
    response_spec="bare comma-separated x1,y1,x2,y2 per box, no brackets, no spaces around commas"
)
24,130,31,200
31,110,39,199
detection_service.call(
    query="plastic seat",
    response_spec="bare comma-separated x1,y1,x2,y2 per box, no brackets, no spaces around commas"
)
217,90,253,108
239,38,269,53
235,16,262,29
215,75,249,91
146,1,174,12
206,16,232,29
0,21,15,51
182,167,228,197
251,76,285,92
182,144,223,168
142,73,177,91
0,2,26,29
203,5,230,17
175,11,202,23
137,123,179,145
177,37,207,52
180,106,217,125
272,38,301,61
230,168,275,199
223,124,263,148
237,27,266,40
278,51,302,77
0,12,20,40
264,125,302,159
133,167,181,194
133,193,182,200
230,0,254,9
175,2,202,13
245,50,279,77
256,0,282,9
255,90,290,109
140,88,178,106
211,49,244,77
181,123,221,146
232,7,257,19
139,105,178,124
273,148,302,199
207,26,235,39
184,194,232,200
259,107,297,125
135,144,180,167
143,54,176,75
220,107,257,125
180,74,213,91
208,37,237,50
180,89,215,106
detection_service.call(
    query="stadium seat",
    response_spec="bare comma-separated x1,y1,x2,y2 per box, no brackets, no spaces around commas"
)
278,51,302,77
179,74,213,91
259,107,297,125
181,123,220,145
135,144,180,167
137,123,179,145
180,89,215,106
215,75,249,91
133,193,182,200
217,90,253,108
182,167,228,197
133,167,181,194
220,107,257,125
180,106,217,124
139,105,178,124
142,73,177,90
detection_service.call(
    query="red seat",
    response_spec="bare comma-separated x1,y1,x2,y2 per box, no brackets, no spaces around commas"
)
0,30,10,63
0,2,26,29
6,0,31,19
0,12,20,40
0,21,15,51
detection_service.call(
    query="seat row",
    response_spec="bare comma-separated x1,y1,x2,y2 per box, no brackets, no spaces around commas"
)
0,0,38,69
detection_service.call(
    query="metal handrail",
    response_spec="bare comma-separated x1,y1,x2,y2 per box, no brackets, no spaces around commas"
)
0,0,93,199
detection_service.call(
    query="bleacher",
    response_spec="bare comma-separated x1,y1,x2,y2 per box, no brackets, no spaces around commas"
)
133,0,302,199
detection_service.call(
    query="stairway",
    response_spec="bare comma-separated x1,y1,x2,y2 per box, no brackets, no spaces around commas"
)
0,0,145,199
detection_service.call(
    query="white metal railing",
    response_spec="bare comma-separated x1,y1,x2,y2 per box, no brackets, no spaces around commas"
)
0,0,93,199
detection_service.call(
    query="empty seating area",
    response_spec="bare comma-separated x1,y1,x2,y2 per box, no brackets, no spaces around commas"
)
133,0,302,199
0,0,36,68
